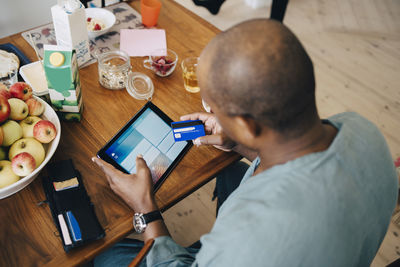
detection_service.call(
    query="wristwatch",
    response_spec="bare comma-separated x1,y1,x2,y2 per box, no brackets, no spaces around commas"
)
133,210,163,234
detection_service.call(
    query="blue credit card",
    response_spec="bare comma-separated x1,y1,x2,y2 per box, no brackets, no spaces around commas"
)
171,120,205,142
65,211,82,242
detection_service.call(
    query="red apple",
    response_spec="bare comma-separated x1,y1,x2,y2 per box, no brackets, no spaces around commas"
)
9,138,45,166
0,88,11,99
20,116,42,138
0,95,11,123
25,98,45,116
9,82,33,101
11,152,36,176
33,120,57,143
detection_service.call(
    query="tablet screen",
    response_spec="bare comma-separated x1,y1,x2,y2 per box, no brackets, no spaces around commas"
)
102,105,190,185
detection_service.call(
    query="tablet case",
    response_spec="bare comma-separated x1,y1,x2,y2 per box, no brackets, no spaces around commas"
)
96,101,192,192
42,159,105,252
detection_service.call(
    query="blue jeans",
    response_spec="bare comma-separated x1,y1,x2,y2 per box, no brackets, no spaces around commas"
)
94,161,249,267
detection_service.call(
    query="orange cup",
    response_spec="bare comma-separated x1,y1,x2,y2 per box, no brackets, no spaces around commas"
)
141,0,162,27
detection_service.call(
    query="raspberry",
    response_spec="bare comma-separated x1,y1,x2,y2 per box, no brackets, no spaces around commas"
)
87,17,92,22
163,65,172,71
94,24,101,31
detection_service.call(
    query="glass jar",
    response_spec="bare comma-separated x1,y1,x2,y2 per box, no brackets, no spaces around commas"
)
97,50,131,90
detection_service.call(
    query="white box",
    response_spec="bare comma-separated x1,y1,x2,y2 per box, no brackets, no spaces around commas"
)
51,0,91,66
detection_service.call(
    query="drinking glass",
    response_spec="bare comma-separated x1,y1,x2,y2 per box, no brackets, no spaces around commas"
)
181,57,200,93
141,0,162,27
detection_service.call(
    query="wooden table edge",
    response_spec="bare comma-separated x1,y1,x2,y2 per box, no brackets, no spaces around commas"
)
43,152,242,267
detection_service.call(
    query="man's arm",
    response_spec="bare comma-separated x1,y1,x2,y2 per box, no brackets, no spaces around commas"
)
92,156,171,242
92,156,196,266
181,112,258,161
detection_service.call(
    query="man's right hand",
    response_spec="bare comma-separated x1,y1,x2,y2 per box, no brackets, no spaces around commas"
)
180,112,237,152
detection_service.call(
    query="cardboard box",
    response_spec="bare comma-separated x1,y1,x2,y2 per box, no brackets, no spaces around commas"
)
43,45,83,122
51,0,91,66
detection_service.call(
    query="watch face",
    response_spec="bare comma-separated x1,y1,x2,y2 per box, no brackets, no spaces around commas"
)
133,213,146,233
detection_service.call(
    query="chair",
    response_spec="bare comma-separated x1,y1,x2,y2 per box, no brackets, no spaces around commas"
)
128,239,155,267
270,0,289,22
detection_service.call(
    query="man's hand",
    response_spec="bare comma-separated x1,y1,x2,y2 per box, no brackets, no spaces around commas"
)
92,155,157,213
180,112,237,152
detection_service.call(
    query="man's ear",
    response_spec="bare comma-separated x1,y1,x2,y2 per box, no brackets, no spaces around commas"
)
232,115,263,146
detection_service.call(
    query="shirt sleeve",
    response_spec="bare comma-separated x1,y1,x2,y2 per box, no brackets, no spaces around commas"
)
146,236,196,267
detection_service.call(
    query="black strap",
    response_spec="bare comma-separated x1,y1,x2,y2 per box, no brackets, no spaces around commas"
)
142,210,163,224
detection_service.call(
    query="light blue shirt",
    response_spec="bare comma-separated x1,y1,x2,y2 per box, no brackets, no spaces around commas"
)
147,112,398,266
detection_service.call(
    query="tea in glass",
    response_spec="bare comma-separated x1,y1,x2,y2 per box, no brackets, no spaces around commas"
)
181,57,200,93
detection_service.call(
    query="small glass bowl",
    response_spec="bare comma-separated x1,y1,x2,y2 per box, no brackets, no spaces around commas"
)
97,50,131,90
126,72,154,100
143,49,178,77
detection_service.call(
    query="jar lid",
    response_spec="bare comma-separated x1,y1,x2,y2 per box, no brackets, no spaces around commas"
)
126,72,154,100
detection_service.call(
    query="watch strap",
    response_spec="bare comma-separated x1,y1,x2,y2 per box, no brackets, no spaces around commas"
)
142,210,163,224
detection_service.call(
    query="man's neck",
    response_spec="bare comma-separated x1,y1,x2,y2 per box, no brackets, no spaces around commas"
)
254,122,337,175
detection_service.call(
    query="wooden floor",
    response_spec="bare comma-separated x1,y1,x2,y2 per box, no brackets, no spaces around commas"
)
155,0,400,266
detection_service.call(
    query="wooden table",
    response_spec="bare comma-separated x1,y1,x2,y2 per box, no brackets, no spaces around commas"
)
0,1,241,266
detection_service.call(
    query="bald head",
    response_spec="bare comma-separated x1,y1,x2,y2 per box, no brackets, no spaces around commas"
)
198,19,317,137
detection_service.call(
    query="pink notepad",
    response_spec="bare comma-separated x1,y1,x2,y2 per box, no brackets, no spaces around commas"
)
120,29,167,57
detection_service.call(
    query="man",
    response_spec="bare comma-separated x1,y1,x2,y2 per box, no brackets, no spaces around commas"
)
93,19,398,266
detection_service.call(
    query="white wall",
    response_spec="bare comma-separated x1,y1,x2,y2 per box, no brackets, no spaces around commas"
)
0,0,56,38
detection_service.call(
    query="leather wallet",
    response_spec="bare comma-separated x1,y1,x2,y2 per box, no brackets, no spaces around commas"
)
42,159,105,252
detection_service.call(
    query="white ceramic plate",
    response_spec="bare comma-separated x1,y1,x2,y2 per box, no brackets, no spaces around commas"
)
0,96,61,199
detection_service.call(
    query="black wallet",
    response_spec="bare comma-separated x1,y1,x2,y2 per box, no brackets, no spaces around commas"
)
42,159,105,252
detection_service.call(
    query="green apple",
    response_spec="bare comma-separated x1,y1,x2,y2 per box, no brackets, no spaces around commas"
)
0,146,7,160
9,138,45,167
19,116,42,138
8,98,29,120
1,120,23,146
0,160,20,188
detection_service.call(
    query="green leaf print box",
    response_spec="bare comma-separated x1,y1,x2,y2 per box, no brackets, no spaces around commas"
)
43,45,83,122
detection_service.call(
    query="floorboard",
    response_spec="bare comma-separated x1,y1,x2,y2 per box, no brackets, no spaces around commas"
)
164,1,400,265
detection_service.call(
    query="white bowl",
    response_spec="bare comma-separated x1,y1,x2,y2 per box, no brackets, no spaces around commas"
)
85,8,116,39
0,96,61,199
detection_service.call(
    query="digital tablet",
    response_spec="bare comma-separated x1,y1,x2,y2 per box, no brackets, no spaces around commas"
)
97,102,192,191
